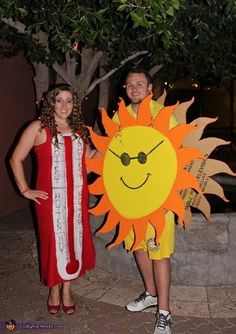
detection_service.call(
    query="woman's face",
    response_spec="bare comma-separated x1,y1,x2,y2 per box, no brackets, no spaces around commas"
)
53,90,73,122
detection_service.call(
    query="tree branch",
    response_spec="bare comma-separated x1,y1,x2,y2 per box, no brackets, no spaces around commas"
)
2,17,49,47
1,17,26,33
78,49,104,93
52,61,74,87
149,64,163,77
84,50,149,97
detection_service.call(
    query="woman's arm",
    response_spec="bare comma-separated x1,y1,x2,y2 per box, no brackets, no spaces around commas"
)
10,121,48,204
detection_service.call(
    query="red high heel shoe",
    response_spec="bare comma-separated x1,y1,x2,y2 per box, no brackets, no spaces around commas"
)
62,303,76,315
61,292,75,314
47,303,61,314
60,288,76,314
47,294,61,314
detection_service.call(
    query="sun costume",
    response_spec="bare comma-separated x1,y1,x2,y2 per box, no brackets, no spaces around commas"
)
34,128,95,287
86,93,235,250
114,99,177,259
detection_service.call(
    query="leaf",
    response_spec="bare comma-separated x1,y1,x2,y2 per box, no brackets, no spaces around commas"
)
117,4,127,11
17,7,28,16
96,8,108,15
225,0,236,14
166,7,174,17
171,0,180,10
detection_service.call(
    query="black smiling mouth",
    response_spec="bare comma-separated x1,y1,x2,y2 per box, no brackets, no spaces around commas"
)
120,173,151,189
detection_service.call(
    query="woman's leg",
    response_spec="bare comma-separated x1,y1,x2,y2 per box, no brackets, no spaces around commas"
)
61,281,75,314
47,283,61,314
48,283,61,306
61,281,74,306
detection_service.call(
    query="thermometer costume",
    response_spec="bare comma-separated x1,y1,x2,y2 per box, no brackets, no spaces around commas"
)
35,128,95,287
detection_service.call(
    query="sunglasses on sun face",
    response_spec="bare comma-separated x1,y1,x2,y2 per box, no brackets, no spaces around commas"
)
108,140,164,166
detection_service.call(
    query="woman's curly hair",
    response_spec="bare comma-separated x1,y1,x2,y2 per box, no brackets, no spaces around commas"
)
39,85,89,146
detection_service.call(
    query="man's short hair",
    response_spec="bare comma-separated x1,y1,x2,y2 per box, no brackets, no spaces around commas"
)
126,66,153,85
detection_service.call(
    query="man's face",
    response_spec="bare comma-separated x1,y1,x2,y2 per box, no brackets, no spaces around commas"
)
125,72,152,107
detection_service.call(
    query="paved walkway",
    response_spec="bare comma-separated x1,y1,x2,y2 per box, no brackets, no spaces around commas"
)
0,207,236,333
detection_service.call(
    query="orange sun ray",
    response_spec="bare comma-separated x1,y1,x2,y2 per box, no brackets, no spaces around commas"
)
86,157,103,175
88,177,105,195
108,219,133,249
96,209,120,235
167,123,198,148
136,93,153,126
165,191,185,224
175,171,202,194
89,194,110,215
153,103,179,131
131,219,149,250
178,148,204,168
100,108,120,137
149,209,166,243
87,127,111,153
117,98,136,127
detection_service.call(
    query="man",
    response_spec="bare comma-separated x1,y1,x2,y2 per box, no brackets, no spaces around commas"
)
113,67,177,334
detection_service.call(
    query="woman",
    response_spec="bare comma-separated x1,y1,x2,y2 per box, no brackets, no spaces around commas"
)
10,85,95,314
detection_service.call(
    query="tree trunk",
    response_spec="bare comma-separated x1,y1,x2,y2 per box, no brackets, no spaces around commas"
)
94,55,110,134
77,48,103,101
33,62,49,105
98,55,109,109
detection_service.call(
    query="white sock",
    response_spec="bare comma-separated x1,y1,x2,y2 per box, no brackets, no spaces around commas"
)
159,309,170,316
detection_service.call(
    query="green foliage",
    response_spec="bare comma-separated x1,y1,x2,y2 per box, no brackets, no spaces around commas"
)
159,0,236,83
0,0,235,83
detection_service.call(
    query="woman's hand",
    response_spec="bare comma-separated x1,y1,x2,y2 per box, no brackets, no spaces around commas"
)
86,147,97,159
22,189,49,204
86,144,101,159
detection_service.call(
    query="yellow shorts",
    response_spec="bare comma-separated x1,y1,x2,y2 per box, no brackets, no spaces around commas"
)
124,211,175,260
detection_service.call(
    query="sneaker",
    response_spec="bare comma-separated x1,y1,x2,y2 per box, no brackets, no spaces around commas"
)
125,291,158,312
153,312,171,334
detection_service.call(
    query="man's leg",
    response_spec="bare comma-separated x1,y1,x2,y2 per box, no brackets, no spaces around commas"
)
134,249,157,296
125,249,158,312
153,258,171,311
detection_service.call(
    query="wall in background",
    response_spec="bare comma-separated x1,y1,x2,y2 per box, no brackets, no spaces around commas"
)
0,52,35,216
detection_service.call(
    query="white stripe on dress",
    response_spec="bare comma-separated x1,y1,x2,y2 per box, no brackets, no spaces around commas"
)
51,133,83,280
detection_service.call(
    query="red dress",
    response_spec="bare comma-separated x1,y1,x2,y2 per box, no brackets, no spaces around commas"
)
34,128,95,287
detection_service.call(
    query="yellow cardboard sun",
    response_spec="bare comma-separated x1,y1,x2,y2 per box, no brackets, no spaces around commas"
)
87,93,236,250
86,94,205,249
